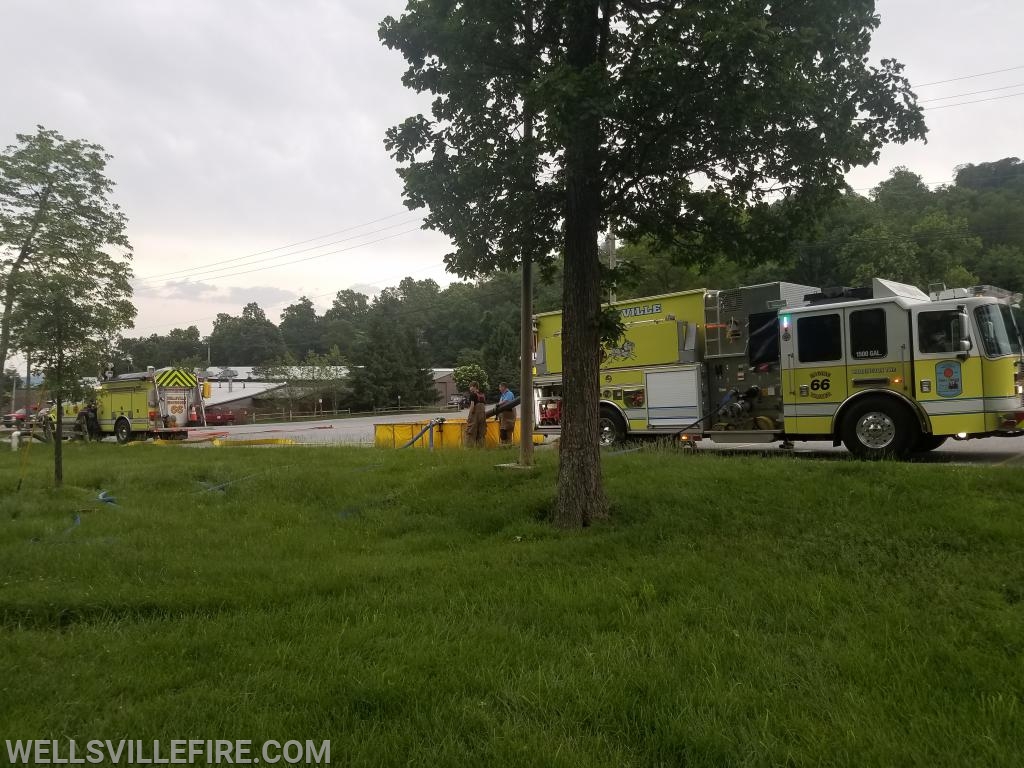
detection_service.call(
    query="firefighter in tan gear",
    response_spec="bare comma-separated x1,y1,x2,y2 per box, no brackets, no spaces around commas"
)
496,382,516,445
465,381,487,447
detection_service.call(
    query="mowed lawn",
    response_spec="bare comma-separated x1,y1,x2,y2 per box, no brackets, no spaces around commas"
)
1,441,1022,767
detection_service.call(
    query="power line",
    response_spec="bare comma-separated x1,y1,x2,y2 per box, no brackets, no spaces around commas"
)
125,226,435,335
915,64,1024,88
922,91,1024,111
133,217,424,286
143,226,427,285
919,81,1024,103
135,210,415,282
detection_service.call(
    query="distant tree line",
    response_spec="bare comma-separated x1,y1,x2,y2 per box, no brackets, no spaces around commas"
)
118,273,563,410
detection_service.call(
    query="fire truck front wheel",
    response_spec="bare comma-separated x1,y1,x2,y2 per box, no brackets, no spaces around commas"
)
841,396,915,460
114,417,133,444
598,408,627,447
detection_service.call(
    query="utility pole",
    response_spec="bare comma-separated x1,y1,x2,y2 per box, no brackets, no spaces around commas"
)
518,81,537,467
519,253,534,466
604,230,616,304
25,351,31,408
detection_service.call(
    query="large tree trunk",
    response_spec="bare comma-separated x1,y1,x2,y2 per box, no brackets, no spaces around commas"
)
555,0,607,527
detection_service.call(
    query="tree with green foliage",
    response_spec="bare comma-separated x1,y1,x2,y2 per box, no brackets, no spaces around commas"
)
279,296,324,359
453,363,489,396
321,289,370,360
120,325,205,370
208,302,287,365
0,126,132,398
481,315,520,396
17,248,135,487
253,347,350,413
348,289,435,410
430,282,490,366
381,1,926,526
295,346,350,412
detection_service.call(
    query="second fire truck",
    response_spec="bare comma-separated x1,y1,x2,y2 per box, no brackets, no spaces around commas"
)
94,366,209,443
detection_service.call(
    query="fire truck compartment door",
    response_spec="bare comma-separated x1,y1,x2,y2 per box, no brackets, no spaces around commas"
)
164,391,188,427
912,305,986,435
645,367,702,426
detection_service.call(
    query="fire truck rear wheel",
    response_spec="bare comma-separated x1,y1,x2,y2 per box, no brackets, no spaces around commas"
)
114,417,133,444
598,408,626,447
841,396,915,460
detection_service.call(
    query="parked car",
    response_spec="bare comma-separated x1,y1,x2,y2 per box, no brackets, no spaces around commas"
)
204,407,236,426
2,406,39,429
447,394,468,409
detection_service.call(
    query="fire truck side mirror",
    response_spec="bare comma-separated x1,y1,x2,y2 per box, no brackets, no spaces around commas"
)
956,307,972,358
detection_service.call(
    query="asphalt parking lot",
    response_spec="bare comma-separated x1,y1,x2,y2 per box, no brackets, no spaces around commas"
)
7,411,1024,465
190,412,1024,465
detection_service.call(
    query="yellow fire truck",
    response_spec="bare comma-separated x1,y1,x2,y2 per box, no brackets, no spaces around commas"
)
96,366,208,443
533,279,1024,458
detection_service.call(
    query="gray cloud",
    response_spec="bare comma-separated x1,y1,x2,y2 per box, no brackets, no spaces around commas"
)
3,0,1023,348
134,279,296,308
3,0,427,242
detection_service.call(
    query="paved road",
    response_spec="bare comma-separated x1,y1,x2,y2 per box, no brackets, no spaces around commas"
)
680,435,1024,466
187,412,1024,466
13,411,1016,465
186,411,463,447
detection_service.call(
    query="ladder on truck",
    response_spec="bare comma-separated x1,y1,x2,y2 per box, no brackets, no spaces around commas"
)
703,290,723,358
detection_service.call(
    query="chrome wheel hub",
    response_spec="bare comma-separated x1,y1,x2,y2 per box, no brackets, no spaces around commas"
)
856,411,895,449
598,419,618,446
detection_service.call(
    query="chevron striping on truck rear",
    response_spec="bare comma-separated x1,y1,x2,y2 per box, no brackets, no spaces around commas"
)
155,369,199,388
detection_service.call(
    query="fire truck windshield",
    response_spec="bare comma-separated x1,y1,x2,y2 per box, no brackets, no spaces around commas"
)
974,303,1022,357
1011,305,1024,353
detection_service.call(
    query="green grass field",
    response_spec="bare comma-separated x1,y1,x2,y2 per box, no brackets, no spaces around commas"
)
1,442,1022,767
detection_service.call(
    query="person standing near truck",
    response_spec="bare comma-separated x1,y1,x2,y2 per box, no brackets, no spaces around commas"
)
465,381,487,447
496,382,516,445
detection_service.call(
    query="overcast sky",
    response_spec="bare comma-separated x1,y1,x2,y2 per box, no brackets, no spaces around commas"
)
2,0,1022,352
